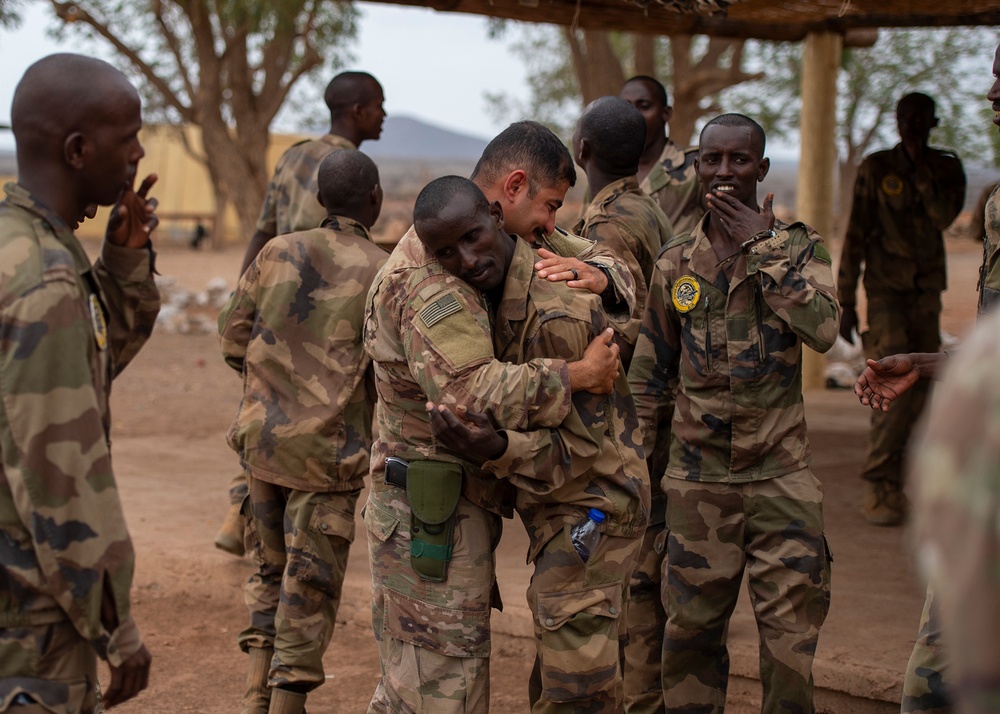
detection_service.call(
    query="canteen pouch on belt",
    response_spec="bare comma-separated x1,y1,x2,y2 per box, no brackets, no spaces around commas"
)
407,460,463,582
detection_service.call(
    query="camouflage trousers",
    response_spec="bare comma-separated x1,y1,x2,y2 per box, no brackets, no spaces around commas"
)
901,585,951,713
238,475,360,692
526,521,641,714
622,495,667,714
229,469,249,505
863,294,941,485
662,470,832,714
365,484,501,714
0,619,99,713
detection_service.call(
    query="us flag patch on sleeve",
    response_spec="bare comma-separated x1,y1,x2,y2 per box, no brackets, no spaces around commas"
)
419,292,462,328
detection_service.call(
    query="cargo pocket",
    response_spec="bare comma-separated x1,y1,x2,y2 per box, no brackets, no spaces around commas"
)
364,498,401,545
534,582,623,701
289,493,359,599
0,679,90,714
382,587,491,659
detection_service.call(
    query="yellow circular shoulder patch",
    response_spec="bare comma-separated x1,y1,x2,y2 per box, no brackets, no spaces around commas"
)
881,174,904,197
671,276,701,313
89,294,108,351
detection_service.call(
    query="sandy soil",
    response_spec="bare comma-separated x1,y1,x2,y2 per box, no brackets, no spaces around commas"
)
91,221,982,713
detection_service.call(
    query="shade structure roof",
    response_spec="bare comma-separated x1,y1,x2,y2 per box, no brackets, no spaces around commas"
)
373,0,1000,40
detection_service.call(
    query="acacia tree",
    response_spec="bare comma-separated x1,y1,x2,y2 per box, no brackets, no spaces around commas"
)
46,0,358,239
486,22,761,146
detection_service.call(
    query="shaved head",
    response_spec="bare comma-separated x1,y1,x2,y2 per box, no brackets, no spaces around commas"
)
324,71,382,117
576,96,646,176
317,149,380,215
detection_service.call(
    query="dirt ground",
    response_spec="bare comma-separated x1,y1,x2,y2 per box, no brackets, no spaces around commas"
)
92,219,983,713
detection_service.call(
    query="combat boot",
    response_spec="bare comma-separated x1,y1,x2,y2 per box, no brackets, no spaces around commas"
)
862,479,906,526
215,501,246,556
268,688,307,714
242,646,273,714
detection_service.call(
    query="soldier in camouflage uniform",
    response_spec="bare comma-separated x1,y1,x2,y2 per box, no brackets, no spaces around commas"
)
572,96,674,368
218,151,388,714
838,92,966,527
853,48,1000,714
629,114,839,713
620,75,703,238
0,54,159,713
215,71,387,558
414,176,649,713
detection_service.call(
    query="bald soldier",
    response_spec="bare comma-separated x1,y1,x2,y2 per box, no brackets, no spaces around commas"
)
0,54,160,712
572,96,673,368
220,150,388,714
216,70,387,557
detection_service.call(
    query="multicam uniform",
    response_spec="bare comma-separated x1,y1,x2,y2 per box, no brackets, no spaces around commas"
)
573,176,673,355
900,186,1000,714
364,227,576,714
0,183,160,713
913,306,1000,714
640,139,703,237
629,216,839,713
838,143,966,495
492,238,648,714
222,134,359,519
218,216,387,704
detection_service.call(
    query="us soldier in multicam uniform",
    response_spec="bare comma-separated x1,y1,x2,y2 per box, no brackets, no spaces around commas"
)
629,113,839,713
853,45,1000,714
0,54,159,713
620,75,703,238
218,151,388,714
838,92,966,527
572,96,673,368
363,124,629,712
415,176,649,713
214,70,387,558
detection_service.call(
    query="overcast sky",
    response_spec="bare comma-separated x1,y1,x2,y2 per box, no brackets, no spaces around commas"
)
0,1,535,148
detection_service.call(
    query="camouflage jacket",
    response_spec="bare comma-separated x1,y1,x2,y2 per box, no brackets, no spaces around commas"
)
364,226,573,517
0,183,159,666
486,238,649,562
254,133,356,239
538,225,636,331
978,186,1000,316
838,143,966,305
640,139,704,237
573,176,674,346
914,306,1000,708
629,216,839,485
220,216,388,493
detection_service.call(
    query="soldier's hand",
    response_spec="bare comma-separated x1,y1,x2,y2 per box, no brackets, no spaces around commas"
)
106,174,159,248
854,355,918,413
534,249,609,296
707,190,775,243
839,306,859,344
568,328,620,395
427,402,507,465
103,644,152,708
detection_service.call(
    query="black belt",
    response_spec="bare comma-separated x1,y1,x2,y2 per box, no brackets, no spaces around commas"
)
385,457,409,489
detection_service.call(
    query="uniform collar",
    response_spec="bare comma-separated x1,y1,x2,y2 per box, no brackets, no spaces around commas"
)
320,214,373,242
3,182,91,271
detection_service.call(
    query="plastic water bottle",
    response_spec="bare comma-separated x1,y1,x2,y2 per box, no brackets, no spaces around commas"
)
570,508,606,563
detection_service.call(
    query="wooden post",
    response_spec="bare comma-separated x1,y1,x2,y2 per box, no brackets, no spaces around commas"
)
796,31,842,389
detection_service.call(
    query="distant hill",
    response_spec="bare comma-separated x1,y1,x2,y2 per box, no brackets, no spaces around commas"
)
364,116,490,162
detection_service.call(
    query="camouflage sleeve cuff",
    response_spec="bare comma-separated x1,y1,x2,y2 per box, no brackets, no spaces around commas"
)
101,240,156,284
104,614,143,667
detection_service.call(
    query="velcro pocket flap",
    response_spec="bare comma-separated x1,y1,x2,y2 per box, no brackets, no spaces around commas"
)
407,460,462,525
364,500,400,543
536,583,623,632
383,588,491,658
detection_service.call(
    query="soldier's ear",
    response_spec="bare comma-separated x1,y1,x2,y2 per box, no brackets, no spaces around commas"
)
316,190,325,209
489,200,504,230
502,170,527,203
757,157,770,183
64,132,87,170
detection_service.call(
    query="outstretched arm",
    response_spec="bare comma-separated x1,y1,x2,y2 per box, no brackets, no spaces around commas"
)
854,352,944,412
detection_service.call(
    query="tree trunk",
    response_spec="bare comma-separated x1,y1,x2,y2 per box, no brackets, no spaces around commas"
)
563,28,626,105
199,117,269,242
633,34,656,77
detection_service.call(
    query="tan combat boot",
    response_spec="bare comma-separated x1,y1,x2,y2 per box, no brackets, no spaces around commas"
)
268,688,307,714
215,501,246,556
861,480,906,527
242,646,273,714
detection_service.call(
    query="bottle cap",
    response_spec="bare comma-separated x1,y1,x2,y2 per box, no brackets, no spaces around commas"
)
587,508,606,523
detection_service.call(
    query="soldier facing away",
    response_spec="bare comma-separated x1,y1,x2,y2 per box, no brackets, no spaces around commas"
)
416,176,649,713
629,113,839,713
218,150,389,714
838,92,966,527
214,70,387,558
0,53,160,712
